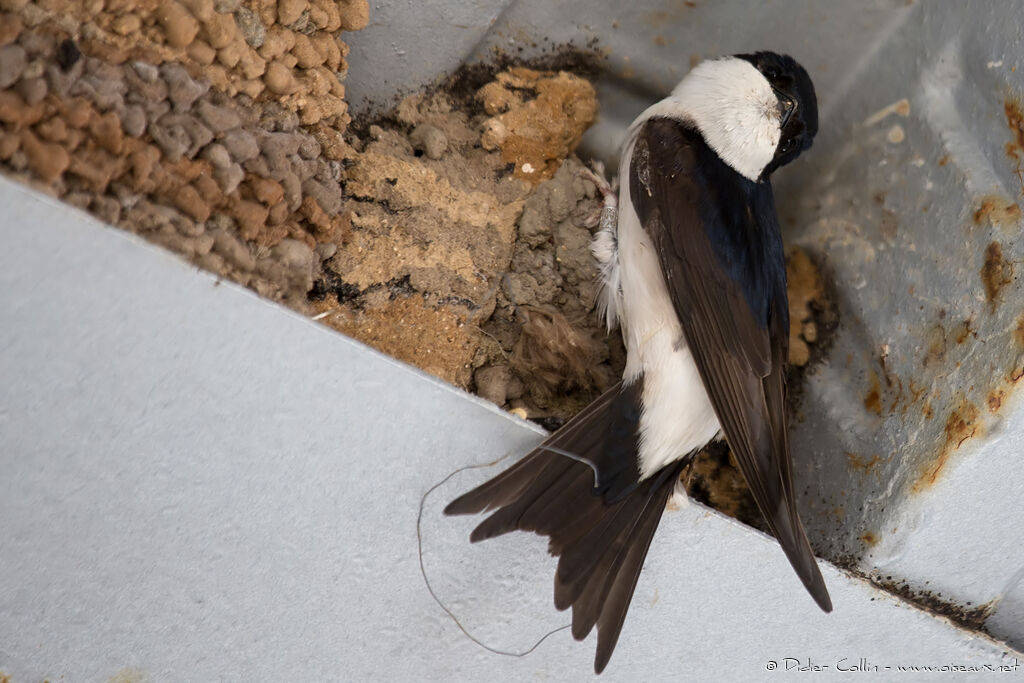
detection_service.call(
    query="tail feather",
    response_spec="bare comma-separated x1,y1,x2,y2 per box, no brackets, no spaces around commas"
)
594,492,669,674
519,464,594,533
563,492,651,632
444,451,547,516
468,455,576,542
445,380,689,673
446,380,682,673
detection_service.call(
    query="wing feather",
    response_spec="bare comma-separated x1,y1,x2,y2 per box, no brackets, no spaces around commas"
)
629,116,831,611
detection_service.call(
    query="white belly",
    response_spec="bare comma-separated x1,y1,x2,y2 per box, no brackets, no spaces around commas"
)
604,143,722,479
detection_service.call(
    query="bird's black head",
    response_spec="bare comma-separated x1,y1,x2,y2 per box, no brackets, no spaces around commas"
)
736,51,818,174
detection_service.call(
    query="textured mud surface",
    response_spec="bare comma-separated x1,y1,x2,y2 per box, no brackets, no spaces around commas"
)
0,0,366,307
311,66,615,418
0,4,835,530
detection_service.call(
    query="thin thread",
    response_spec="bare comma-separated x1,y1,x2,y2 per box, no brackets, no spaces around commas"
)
416,457,571,658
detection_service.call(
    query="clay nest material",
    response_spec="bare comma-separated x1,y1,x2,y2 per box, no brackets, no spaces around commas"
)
310,65,615,419
0,2,838,532
0,0,365,307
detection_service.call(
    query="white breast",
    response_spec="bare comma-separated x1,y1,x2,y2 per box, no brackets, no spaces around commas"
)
612,138,722,479
592,56,782,480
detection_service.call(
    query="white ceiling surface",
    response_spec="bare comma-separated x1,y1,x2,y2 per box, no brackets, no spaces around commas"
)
0,178,1021,680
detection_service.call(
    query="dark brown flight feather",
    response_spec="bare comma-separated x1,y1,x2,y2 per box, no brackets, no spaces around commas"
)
629,116,832,613
445,378,687,674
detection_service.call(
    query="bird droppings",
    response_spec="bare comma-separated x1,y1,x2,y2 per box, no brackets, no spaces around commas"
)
980,241,1014,309
912,399,980,493
863,97,910,127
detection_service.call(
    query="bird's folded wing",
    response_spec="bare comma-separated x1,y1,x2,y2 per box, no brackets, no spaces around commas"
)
628,116,831,611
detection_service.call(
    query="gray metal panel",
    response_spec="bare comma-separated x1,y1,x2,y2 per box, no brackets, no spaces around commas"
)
0,177,1019,680
344,0,514,111
778,2,1024,645
342,0,1024,648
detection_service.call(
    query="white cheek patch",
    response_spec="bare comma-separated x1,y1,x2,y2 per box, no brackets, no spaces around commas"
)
670,58,781,181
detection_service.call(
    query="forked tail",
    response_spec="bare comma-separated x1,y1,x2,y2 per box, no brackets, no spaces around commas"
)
445,380,684,673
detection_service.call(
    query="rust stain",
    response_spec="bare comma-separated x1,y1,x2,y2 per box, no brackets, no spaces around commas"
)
981,241,1013,308
652,35,669,46
1006,97,1024,158
847,452,884,475
860,531,880,547
987,389,1005,412
923,400,934,419
937,154,950,166
923,323,946,368
863,371,883,415
876,350,906,415
953,317,976,344
1015,314,1024,347
1006,97,1024,194
973,195,1022,230
904,380,928,415
913,400,980,493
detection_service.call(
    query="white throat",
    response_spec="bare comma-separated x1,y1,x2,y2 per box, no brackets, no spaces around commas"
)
663,57,781,181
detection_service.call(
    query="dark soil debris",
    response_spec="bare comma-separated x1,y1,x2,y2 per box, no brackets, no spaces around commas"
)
871,577,995,633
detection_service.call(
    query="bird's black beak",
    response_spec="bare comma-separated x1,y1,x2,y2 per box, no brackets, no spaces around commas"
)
774,89,797,129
